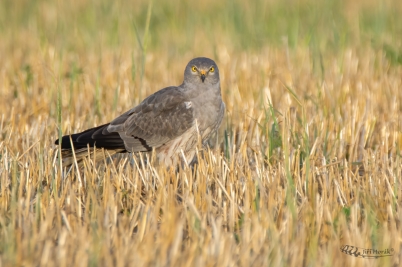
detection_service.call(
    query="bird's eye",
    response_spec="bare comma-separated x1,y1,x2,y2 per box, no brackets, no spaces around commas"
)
209,67,215,73
191,66,197,72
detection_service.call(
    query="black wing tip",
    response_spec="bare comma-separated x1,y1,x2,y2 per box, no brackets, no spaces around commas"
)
54,124,126,150
54,135,75,149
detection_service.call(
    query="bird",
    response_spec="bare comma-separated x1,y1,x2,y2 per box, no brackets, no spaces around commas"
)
55,57,225,167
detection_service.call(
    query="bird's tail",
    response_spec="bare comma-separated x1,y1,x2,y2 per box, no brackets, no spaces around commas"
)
57,147,125,167
55,123,127,167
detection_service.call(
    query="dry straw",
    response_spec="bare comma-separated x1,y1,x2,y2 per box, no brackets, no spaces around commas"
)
0,0,401,266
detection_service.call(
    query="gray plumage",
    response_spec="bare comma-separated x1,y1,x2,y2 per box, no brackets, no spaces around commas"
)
55,57,225,166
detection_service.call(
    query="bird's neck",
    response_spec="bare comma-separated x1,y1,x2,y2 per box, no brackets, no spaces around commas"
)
182,82,221,101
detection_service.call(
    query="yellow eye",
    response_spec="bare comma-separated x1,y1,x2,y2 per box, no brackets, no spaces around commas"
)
209,67,215,73
191,66,197,72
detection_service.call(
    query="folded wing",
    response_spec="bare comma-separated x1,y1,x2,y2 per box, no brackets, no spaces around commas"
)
55,86,195,153
109,86,195,152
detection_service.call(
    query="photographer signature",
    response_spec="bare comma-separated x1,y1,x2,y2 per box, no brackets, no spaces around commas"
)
340,245,394,259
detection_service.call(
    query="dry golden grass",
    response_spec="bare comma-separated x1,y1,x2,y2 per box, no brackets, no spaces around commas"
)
1,0,402,266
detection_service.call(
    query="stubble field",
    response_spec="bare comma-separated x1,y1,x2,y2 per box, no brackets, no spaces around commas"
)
0,0,402,266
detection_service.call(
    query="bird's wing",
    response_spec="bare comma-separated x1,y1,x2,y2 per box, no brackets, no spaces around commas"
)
57,123,125,150
107,86,195,152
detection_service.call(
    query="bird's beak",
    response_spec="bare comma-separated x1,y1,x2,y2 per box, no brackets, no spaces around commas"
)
200,70,206,82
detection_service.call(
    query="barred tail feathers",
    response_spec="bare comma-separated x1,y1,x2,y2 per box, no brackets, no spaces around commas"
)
57,147,124,166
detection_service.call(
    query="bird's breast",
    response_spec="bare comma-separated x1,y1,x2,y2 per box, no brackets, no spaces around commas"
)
192,98,223,133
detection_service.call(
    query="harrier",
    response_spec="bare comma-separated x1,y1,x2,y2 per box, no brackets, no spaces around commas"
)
55,57,225,166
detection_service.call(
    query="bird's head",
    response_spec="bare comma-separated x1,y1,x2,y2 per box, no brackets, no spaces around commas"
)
183,57,220,86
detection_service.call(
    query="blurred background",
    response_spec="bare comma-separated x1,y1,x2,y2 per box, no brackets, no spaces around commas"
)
2,0,401,54
1,0,401,125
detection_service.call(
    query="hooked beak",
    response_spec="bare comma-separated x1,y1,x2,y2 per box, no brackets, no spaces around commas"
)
200,70,206,82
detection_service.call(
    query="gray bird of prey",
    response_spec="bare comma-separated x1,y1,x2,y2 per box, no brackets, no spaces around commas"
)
55,57,225,166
